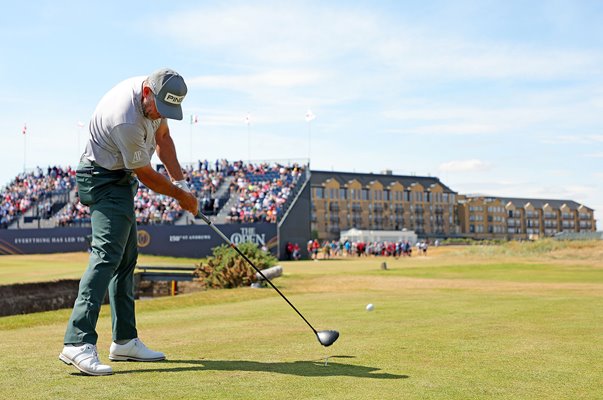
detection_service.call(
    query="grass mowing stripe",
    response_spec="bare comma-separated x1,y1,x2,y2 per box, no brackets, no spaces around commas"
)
363,262,603,283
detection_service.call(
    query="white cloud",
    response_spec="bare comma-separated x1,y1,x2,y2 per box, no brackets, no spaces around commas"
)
383,43,600,81
541,134,603,145
157,4,381,64
388,123,499,136
188,70,326,91
382,102,603,138
548,169,572,178
149,3,603,141
159,3,602,83
439,159,491,173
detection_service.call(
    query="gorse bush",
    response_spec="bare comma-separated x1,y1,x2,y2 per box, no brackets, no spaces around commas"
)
194,242,278,289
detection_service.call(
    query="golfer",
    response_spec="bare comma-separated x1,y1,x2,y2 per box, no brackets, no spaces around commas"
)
59,68,198,376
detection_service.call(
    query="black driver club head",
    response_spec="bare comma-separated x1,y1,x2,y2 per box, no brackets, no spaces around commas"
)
316,330,339,347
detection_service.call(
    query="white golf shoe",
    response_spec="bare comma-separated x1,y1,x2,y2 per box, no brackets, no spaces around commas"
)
59,343,113,376
109,338,166,362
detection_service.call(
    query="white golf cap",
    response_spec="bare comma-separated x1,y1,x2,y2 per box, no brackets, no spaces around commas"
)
147,68,187,120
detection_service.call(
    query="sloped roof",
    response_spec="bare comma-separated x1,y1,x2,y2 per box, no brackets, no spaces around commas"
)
310,170,456,193
496,196,591,211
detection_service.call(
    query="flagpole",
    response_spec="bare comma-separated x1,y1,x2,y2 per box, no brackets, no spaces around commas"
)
307,119,311,162
305,110,315,167
245,113,251,163
22,123,27,173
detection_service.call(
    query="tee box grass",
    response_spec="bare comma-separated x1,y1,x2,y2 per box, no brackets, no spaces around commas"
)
0,240,601,399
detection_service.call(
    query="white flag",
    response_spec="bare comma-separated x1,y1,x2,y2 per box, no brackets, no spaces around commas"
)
245,113,251,125
77,121,85,128
305,109,316,122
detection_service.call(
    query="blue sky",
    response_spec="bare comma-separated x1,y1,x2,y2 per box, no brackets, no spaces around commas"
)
1,1,601,227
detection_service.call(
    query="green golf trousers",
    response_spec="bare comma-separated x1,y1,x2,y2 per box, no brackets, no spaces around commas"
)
64,159,139,345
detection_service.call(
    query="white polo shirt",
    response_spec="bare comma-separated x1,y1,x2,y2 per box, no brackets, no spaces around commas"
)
82,77,162,170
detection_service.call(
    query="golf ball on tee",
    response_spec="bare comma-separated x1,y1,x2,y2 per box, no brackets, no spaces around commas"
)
366,303,374,311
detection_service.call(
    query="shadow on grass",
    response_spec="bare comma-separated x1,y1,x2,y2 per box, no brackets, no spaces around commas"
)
114,356,408,379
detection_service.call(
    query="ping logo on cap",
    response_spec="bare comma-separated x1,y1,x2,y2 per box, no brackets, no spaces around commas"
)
164,92,185,105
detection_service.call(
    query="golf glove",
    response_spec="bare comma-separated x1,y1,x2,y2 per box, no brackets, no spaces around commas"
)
174,179,191,193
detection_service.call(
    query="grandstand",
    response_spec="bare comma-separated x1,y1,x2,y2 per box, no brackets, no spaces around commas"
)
1,160,308,230
1,166,75,229
222,162,306,224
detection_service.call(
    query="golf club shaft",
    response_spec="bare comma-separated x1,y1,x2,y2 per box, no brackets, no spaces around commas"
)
196,212,318,335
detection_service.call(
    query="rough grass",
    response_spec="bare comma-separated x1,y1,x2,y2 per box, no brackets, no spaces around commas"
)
455,239,603,260
0,240,602,399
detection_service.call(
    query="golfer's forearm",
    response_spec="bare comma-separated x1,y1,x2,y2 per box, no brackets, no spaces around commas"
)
134,166,186,200
156,135,185,181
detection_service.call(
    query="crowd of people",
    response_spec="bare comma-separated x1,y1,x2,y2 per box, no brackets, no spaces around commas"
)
52,161,232,226
301,239,434,260
134,187,183,225
1,166,75,228
0,159,303,228
54,197,90,227
182,162,230,216
2,161,307,228
226,163,305,223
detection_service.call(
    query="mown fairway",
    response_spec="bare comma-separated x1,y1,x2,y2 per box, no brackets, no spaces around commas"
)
0,241,602,399
0,253,200,285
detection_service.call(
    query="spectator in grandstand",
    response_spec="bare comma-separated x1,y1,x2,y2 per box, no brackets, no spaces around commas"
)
60,68,198,376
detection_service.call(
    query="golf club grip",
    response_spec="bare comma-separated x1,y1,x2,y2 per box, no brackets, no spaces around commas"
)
196,211,318,334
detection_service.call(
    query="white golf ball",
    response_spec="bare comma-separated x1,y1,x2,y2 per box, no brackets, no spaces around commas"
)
366,303,374,311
